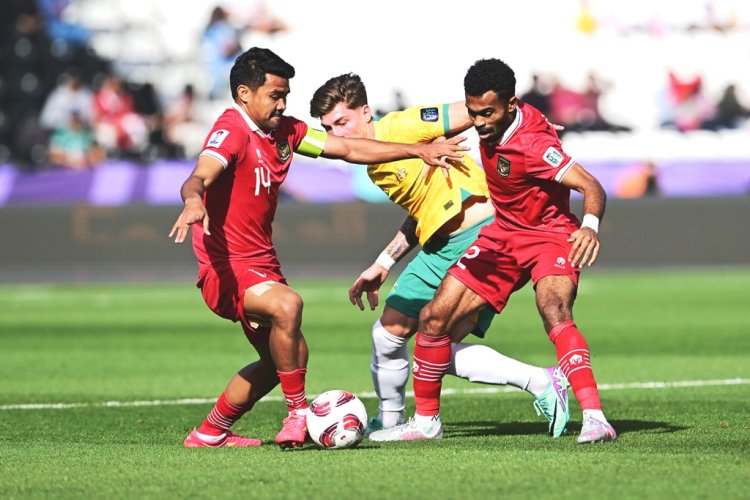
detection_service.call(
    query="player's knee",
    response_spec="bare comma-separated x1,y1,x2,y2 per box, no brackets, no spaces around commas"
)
418,303,447,337
271,293,303,323
372,319,409,359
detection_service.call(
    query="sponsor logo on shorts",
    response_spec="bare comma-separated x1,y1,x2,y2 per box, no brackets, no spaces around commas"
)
396,167,407,182
276,139,291,162
542,146,564,167
207,129,229,147
496,155,511,177
554,257,567,269
248,269,267,278
443,200,454,210
420,107,439,122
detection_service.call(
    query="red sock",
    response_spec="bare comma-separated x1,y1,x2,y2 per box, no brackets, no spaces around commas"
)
549,321,602,410
197,391,248,436
412,333,451,416
277,368,308,413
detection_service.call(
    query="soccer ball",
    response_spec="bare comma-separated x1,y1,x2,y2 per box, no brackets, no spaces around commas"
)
306,390,368,449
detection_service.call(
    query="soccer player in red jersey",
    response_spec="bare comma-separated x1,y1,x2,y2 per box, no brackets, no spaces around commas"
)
370,58,616,444
169,47,467,449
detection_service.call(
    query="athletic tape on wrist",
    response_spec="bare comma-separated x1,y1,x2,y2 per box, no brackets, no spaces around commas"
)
581,214,600,233
376,251,396,270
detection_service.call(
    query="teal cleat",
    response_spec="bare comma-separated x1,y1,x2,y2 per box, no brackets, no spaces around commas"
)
364,416,384,438
533,366,570,438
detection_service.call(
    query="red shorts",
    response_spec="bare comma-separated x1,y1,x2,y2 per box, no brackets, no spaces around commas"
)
448,224,580,313
197,259,286,335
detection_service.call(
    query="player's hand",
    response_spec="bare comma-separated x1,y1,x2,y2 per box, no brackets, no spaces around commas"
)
417,135,468,178
169,198,210,243
567,227,600,267
349,263,390,311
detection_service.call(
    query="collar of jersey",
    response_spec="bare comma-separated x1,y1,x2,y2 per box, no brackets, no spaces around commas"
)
497,105,523,146
231,103,270,138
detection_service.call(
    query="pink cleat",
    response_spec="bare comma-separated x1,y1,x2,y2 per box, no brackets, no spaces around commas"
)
183,429,262,448
275,411,308,449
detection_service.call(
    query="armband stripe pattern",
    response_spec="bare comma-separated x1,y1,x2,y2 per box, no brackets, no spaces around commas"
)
296,128,327,158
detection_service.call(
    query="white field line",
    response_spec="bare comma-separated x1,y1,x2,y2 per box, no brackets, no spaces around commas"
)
1,378,748,411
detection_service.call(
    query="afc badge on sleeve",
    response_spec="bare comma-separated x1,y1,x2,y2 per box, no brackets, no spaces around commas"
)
542,146,564,167
420,107,439,122
207,129,230,147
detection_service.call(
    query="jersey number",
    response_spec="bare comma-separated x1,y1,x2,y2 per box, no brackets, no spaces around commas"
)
254,167,271,195
456,245,480,270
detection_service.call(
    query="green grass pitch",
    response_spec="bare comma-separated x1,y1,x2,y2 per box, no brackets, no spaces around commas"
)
1,268,748,498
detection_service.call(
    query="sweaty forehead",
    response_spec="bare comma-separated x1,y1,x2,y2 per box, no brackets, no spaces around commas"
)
261,74,290,93
466,90,503,110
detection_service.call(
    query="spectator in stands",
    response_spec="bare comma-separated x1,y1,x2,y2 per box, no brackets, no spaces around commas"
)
35,0,90,46
48,111,104,170
580,72,631,132
164,84,197,156
660,72,717,132
201,6,242,100
93,75,148,154
521,73,551,117
40,70,94,131
715,84,750,130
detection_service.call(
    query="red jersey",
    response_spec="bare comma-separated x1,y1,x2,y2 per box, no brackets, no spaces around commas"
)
192,104,309,267
479,101,579,235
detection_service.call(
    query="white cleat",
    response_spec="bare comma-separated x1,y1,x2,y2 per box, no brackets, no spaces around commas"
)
368,418,443,442
577,415,617,444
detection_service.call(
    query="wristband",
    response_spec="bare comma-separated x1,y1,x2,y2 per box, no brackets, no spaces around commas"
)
375,251,396,270
581,214,600,233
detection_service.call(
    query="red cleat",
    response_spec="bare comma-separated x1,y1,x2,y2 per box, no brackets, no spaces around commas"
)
274,411,308,449
183,429,262,448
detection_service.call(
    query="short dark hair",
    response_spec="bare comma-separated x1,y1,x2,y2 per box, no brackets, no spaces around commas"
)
309,73,368,118
464,58,516,101
229,47,295,99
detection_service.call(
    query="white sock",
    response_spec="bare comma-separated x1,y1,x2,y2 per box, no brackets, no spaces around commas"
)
370,319,409,420
583,409,606,421
448,343,549,396
414,412,441,431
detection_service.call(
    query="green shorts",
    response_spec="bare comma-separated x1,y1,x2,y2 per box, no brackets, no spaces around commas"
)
385,216,495,338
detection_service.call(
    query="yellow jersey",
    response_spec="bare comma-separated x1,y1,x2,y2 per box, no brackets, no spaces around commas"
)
371,104,489,245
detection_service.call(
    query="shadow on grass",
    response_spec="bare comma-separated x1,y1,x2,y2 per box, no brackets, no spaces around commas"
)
445,419,687,438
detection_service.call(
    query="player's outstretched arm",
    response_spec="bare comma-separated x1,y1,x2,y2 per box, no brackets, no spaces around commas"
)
349,217,419,311
321,134,468,169
561,163,607,267
169,156,224,243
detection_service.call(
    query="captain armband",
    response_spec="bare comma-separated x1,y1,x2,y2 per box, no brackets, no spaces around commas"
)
296,127,327,158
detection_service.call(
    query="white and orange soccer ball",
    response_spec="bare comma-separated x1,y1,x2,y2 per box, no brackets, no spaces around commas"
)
306,390,367,449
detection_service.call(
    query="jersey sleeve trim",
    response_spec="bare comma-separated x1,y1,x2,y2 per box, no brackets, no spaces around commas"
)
296,127,327,158
554,158,576,182
442,103,450,136
200,149,229,168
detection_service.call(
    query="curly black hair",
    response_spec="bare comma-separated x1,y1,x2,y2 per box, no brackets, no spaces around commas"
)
464,58,516,101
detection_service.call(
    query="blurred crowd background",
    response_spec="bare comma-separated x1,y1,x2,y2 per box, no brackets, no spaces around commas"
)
1,0,749,205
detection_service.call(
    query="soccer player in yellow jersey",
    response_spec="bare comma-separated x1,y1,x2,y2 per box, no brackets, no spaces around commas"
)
310,74,571,438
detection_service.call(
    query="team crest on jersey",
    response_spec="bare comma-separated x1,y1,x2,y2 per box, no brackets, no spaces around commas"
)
543,146,564,167
207,129,229,147
276,140,291,162
420,107,439,122
496,155,511,177
396,167,408,181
